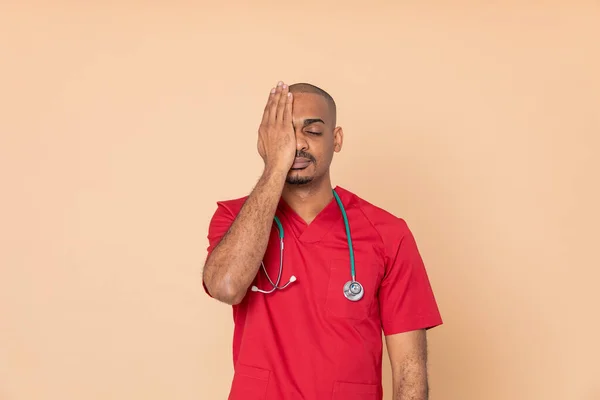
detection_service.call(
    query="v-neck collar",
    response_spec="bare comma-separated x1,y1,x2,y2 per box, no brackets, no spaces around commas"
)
275,186,355,244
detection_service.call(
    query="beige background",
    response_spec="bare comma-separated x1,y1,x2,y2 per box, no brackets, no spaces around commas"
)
1,2,599,399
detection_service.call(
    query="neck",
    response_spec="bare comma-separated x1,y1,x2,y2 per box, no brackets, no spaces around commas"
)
282,175,334,225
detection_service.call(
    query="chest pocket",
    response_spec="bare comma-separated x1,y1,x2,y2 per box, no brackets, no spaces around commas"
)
324,258,381,320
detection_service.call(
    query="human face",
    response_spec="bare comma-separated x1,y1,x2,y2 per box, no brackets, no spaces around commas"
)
286,92,343,185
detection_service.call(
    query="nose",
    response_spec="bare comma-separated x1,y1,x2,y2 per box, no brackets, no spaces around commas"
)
296,134,308,152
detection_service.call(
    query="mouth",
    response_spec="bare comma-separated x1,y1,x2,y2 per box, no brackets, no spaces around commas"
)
290,157,312,170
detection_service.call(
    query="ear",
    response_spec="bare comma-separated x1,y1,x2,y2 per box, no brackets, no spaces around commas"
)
333,126,344,153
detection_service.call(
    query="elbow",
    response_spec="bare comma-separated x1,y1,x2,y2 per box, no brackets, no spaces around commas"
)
203,272,246,305
215,284,246,305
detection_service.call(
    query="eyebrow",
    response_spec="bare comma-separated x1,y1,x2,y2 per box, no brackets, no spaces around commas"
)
302,118,325,127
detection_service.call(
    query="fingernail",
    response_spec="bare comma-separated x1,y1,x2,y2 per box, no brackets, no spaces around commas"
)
271,88,276,94
278,81,283,86
288,92,292,97
283,84,287,89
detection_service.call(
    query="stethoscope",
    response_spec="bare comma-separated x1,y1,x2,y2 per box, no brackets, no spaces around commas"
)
250,189,364,302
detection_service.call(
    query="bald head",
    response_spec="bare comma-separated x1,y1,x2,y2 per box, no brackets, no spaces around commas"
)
289,83,337,127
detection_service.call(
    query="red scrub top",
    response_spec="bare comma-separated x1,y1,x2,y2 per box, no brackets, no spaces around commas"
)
204,186,442,400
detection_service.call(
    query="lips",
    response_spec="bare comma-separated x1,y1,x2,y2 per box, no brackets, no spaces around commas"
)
291,157,312,169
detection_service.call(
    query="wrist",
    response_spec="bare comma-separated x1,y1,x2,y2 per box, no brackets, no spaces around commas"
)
261,165,288,186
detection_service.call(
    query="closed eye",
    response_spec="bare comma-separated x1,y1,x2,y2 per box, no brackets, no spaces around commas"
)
306,131,322,136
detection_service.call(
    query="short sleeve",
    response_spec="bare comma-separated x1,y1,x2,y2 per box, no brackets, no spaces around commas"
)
378,219,443,335
203,201,236,297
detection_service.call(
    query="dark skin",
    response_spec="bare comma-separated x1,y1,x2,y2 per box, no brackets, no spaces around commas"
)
280,89,343,224
204,82,297,306
387,330,430,399
202,81,430,399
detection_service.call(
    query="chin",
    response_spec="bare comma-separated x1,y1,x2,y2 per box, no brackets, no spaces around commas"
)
286,171,314,185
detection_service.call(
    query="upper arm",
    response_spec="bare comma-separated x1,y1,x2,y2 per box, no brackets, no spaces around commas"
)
377,219,441,386
202,201,236,297
377,219,443,336
385,328,428,371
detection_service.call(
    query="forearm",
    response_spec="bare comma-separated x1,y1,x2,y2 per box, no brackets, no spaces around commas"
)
393,360,429,400
203,167,287,304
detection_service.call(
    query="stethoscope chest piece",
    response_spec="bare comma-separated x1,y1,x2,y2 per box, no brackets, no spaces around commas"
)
343,280,364,302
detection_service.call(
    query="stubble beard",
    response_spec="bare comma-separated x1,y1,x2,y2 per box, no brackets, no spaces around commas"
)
286,174,314,185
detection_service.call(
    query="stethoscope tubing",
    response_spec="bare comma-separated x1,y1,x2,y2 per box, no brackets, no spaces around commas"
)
332,190,356,282
252,189,362,301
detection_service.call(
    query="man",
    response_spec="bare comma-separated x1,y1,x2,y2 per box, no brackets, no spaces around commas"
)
202,81,443,400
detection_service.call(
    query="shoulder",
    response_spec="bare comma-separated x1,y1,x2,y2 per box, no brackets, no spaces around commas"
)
340,187,422,269
340,186,415,259
341,186,411,236
211,194,249,219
